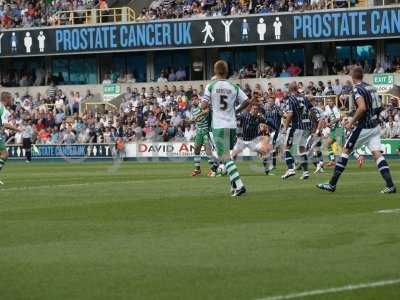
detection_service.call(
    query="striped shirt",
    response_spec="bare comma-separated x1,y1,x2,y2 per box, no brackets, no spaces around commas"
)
238,111,266,141
352,82,381,129
264,104,282,131
192,106,209,131
287,94,313,130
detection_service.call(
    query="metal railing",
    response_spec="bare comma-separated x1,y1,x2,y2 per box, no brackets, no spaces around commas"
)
54,7,136,26
310,95,339,106
84,102,117,114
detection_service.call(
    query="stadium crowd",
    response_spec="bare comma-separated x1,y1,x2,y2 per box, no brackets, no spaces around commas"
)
2,78,399,146
139,0,357,21
0,0,362,29
227,56,400,80
0,0,99,29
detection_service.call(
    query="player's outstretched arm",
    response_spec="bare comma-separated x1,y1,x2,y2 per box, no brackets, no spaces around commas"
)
235,99,251,114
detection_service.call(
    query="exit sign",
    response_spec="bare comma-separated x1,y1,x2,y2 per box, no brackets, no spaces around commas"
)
373,74,394,93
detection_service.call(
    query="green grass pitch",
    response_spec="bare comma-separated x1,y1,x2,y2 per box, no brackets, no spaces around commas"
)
0,160,399,300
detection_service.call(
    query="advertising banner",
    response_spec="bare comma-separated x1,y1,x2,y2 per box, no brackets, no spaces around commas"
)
7,140,399,159
8,143,114,159
1,7,400,57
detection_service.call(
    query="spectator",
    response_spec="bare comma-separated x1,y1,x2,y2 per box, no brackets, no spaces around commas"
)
157,71,168,83
102,74,112,84
332,78,342,96
168,68,177,82
312,53,325,75
373,63,385,74
287,63,302,77
339,80,352,110
176,67,187,81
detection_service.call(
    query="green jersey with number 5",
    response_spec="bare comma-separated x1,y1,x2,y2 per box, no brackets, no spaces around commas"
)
203,80,248,129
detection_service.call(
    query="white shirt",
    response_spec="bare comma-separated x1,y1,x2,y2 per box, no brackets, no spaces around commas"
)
157,77,168,83
384,122,400,138
203,80,248,129
312,54,325,69
332,84,342,96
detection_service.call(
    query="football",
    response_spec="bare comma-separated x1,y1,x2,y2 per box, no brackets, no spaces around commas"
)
217,164,227,175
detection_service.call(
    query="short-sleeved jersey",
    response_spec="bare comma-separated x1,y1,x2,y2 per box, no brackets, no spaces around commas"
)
286,94,313,130
238,112,265,141
203,80,248,129
192,106,209,131
352,82,381,129
264,104,282,131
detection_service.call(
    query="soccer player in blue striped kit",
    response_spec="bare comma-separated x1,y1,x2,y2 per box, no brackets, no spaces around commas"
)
264,97,283,172
281,82,313,180
317,66,396,194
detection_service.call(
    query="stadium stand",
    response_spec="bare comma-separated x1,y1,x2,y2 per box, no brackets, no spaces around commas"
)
2,76,399,146
1,2,399,147
0,0,99,28
135,0,362,21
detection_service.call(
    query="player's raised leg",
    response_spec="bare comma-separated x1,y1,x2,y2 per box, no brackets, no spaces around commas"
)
295,130,310,180
214,128,246,196
192,139,202,176
281,128,296,179
205,135,219,177
375,153,396,194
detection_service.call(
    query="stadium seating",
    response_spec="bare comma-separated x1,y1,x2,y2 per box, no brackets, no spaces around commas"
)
2,75,399,146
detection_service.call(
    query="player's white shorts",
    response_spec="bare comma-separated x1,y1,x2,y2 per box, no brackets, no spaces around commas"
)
344,126,381,152
234,137,263,153
273,131,285,147
292,129,310,147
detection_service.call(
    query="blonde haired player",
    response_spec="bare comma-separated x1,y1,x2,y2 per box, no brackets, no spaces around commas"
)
203,60,251,197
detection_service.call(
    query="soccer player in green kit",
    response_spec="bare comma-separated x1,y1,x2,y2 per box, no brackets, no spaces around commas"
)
324,98,345,166
191,95,218,177
0,92,21,185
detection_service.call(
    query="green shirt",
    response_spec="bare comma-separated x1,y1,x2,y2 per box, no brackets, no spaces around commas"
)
192,106,209,131
0,104,5,129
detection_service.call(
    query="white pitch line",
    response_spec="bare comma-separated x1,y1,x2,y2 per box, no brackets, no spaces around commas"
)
0,175,217,192
377,209,400,214
0,180,139,192
256,278,400,300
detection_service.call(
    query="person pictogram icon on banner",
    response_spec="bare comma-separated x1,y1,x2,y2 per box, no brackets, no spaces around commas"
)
273,17,282,40
202,21,215,44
